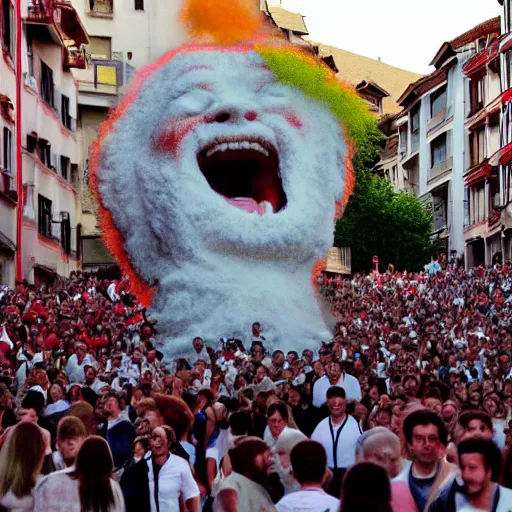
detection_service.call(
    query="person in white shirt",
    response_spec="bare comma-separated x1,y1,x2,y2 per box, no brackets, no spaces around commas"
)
311,386,361,498
276,440,339,512
65,342,95,385
190,336,210,364
429,437,512,511
312,360,361,407
263,402,292,449
145,425,200,512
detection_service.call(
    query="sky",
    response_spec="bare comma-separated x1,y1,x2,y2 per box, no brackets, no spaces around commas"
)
279,0,502,74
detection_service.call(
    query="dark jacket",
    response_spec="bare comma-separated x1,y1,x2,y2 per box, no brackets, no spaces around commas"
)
99,418,135,469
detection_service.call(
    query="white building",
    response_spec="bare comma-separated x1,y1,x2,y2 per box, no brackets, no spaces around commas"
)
0,0,88,287
396,18,502,264
496,0,512,263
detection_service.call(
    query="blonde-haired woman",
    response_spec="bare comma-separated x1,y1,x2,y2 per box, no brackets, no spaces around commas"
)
0,422,46,511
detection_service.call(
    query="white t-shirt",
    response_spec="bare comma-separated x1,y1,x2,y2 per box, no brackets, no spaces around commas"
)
310,415,361,469
312,373,362,407
276,488,340,512
147,454,199,512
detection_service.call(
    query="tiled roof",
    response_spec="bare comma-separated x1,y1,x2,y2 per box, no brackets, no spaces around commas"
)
450,16,500,49
315,43,423,114
398,64,452,107
267,5,308,35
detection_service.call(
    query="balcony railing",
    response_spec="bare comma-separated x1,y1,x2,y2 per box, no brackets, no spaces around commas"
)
26,0,54,24
429,156,453,182
0,169,17,201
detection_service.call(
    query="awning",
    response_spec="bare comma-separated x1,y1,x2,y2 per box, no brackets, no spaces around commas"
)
463,39,500,77
0,231,16,253
465,159,493,187
502,88,512,104
489,142,512,166
466,92,502,130
54,2,89,47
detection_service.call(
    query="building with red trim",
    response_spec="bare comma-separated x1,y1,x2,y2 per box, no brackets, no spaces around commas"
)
0,0,88,287
496,0,512,263
394,17,502,266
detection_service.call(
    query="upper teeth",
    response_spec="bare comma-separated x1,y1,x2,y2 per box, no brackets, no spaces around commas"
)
205,141,270,159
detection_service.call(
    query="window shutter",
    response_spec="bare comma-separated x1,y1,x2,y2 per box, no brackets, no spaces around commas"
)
71,116,77,132
51,152,57,172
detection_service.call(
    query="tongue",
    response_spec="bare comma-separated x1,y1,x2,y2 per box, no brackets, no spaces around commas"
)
224,197,267,215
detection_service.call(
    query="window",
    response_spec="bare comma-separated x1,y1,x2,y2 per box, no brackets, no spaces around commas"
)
431,85,447,118
60,156,70,180
86,36,112,59
2,127,12,173
411,104,420,134
70,163,79,188
38,195,53,239
470,126,485,166
2,0,14,56
469,183,486,225
431,133,447,167
135,0,144,10
89,0,113,14
477,37,487,52
432,187,448,231
41,61,54,107
60,212,71,254
61,95,71,129
469,77,484,115
37,140,51,168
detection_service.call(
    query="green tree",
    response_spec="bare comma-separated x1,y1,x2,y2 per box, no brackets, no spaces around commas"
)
335,125,436,273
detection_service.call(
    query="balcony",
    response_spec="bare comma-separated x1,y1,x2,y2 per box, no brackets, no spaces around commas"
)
0,169,17,202
64,46,86,69
429,156,453,182
26,0,54,24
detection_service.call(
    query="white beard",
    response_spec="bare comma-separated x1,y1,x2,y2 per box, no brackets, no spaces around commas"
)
151,254,335,355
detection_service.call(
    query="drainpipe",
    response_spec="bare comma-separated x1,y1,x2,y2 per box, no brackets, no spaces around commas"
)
15,0,23,281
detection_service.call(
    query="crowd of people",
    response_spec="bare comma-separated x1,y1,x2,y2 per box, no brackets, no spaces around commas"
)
0,262,511,511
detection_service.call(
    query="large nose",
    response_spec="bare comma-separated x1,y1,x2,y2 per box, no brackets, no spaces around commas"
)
205,105,259,124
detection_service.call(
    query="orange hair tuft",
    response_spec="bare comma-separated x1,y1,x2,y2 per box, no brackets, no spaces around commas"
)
181,0,264,46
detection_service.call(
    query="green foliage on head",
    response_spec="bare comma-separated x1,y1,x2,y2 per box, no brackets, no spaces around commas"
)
256,45,377,150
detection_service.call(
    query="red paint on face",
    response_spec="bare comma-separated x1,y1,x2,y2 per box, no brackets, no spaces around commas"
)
284,113,303,130
152,116,204,159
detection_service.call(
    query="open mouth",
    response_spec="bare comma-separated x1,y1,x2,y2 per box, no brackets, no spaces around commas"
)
198,137,287,215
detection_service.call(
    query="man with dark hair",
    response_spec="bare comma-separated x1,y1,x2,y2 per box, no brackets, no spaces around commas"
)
458,410,494,442
394,408,457,512
311,386,361,497
264,402,289,448
429,438,511,511
312,359,361,407
51,416,87,470
213,437,275,512
276,440,339,512
99,391,136,469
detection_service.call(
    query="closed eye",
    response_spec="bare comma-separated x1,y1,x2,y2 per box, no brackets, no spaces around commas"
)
173,89,216,115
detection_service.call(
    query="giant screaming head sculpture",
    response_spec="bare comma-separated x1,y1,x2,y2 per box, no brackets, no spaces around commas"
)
91,0,374,355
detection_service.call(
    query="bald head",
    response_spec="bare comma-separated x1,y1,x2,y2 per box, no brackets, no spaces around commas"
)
355,427,402,478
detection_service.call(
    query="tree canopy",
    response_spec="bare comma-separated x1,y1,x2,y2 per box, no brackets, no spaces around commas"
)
335,124,436,273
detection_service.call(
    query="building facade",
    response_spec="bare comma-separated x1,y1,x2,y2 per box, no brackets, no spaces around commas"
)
394,18,502,264
0,0,87,287
497,0,512,263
